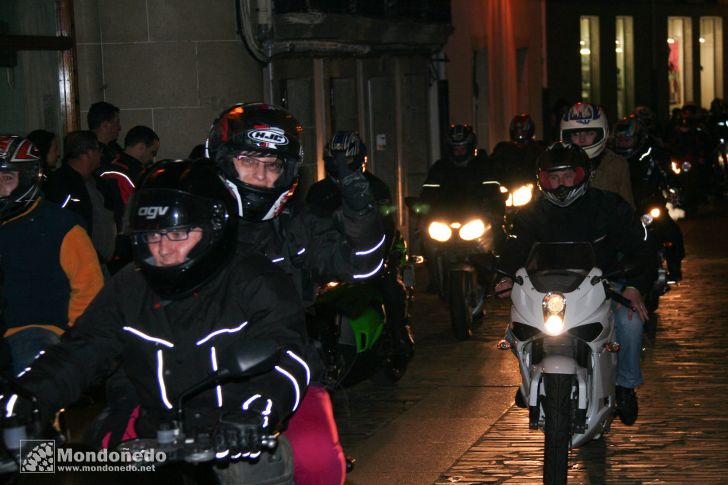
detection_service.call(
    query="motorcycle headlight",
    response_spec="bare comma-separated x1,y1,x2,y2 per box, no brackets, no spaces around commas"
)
511,184,534,207
544,315,565,336
649,207,661,219
428,221,452,242
458,219,487,241
542,293,566,336
671,160,681,174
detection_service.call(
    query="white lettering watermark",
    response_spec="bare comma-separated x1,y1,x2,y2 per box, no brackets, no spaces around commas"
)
19,440,165,474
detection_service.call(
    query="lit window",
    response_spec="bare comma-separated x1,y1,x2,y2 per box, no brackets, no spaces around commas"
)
580,16,601,104
700,17,723,108
668,17,693,111
615,17,634,118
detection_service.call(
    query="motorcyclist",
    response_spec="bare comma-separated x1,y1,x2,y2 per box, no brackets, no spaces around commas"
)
1,159,309,483
561,102,635,208
611,115,685,282
206,103,385,485
418,125,504,290
420,124,498,204
306,130,414,359
495,142,656,426
0,135,103,375
490,114,545,185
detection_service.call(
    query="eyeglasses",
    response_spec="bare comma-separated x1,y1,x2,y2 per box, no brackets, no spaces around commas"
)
235,155,284,175
140,227,201,243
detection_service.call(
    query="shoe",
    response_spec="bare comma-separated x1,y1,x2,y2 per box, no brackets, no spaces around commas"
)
514,388,527,408
615,385,638,425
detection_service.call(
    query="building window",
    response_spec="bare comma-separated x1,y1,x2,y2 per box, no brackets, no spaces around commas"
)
668,17,693,111
0,0,77,136
580,16,600,104
699,17,723,109
615,16,634,119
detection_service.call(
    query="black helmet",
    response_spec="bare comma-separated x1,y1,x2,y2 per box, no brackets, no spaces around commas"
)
324,131,367,179
611,115,646,159
124,159,238,299
509,114,535,142
446,124,477,166
0,135,43,223
206,103,304,221
537,142,591,207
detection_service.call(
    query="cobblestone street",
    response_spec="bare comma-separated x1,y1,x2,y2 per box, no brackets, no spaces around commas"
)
336,202,728,484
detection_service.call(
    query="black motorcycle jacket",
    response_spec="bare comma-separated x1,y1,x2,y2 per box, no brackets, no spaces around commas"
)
306,173,396,254
237,199,385,305
14,247,310,437
499,188,657,295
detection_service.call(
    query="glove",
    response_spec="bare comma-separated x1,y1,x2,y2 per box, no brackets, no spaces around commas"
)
0,393,38,451
214,412,267,459
336,153,374,214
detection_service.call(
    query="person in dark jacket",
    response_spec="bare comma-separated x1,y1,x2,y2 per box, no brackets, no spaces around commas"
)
99,125,160,205
306,131,414,358
206,103,385,485
0,135,102,375
495,142,656,426
43,131,123,268
2,159,309,483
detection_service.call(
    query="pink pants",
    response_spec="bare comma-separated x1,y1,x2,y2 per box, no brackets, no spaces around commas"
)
102,385,346,485
284,385,346,485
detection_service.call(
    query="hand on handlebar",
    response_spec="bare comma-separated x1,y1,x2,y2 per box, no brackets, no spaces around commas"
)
214,412,267,458
620,286,649,322
494,277,514,299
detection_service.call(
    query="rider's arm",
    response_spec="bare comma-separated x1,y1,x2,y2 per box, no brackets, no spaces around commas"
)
59,224,104,326
14,272,129,422
610,196,657,294
294,204,385,285
231,267,309,428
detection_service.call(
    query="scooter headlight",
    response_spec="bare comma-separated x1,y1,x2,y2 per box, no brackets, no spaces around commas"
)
649,207,661,219
428,221,452,242
459,219,487,241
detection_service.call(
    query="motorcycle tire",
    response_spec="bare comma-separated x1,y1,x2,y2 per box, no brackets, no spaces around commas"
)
543,373,572,485
449,270,474,341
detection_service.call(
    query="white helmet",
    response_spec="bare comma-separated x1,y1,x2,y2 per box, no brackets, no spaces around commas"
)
560,102,608,159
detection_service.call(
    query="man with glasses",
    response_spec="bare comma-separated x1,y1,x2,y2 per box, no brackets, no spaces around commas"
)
2,159,308,484
206,103,385,485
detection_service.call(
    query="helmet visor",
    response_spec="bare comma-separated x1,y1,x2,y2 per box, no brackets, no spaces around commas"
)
538,167,587,190
125,188,222,234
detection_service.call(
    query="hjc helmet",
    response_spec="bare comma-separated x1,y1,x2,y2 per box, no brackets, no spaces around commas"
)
124,159,238,299
0,135,43,222
324,131,367,179
537,142,591,207
446,124,477,166
560,102,609,159
206,103,304,222
509,114,535,142
611,115,646,159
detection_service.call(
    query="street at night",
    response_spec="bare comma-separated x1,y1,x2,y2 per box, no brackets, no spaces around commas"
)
335,201,728,485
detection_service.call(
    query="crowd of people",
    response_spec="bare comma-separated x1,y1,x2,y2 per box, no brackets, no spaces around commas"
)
0,95,721,482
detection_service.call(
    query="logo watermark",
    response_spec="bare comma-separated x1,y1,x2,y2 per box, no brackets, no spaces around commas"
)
19,440,165,473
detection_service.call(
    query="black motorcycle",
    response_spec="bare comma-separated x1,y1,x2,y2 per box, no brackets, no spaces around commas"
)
407,187,504,340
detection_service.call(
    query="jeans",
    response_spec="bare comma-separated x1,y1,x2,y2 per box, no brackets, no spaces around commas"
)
612,300,644,389
5,327,60,376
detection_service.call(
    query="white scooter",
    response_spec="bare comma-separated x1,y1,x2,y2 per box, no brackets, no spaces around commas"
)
498,242,633,484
